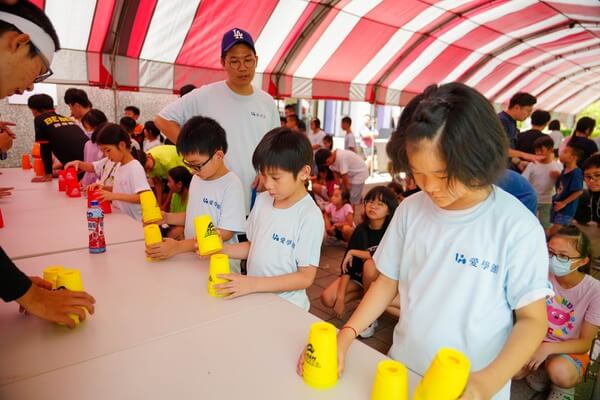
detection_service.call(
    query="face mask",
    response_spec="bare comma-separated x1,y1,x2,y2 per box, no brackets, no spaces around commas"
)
549,255,575,277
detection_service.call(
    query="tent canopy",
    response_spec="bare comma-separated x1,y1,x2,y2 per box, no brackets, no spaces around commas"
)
33,0,600,114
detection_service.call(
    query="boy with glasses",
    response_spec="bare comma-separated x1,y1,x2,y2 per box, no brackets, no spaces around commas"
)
146,117,246,272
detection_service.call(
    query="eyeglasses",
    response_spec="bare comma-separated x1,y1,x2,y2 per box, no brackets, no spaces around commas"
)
226,57,256,70
183,154,214,172
584,173,600,181
548,249,583,263
31,43,53,83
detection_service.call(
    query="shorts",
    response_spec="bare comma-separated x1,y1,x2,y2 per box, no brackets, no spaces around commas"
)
334,228,344,241
550,210,573,226
557,352,590,377
349,183,364,205
537,203,552,229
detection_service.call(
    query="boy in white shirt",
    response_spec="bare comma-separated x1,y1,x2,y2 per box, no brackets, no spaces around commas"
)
214,128,324,310
522,136,563,228
146,117,246,272
342,116,357,152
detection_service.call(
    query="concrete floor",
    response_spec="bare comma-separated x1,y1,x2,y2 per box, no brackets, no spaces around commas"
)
309,243,599,400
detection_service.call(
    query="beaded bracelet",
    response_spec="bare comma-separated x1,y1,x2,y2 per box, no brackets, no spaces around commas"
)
340,325,358,338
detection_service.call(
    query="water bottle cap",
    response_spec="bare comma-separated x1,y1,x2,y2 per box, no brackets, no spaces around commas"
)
91,200,99,206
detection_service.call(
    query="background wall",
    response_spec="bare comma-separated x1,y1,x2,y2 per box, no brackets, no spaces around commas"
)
0,84,177,168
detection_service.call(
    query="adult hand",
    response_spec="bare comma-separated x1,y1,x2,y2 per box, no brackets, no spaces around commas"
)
213,273,256,299
146,238,178,260
16,277,96,329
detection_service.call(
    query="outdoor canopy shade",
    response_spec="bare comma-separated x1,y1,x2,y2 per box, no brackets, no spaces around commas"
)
31,0,600,114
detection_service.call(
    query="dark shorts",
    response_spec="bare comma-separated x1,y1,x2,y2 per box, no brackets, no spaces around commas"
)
550,210,573,225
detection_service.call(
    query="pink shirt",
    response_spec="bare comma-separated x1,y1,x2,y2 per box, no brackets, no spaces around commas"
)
325,203,353,225
545,274,600,342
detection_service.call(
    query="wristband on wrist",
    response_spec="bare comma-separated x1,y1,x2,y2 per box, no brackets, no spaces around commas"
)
340,325,358,338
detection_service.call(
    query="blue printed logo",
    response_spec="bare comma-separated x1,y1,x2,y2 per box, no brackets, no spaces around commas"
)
272,233,295,249
250,111,267,119
202,197,222,210
454,253,498,274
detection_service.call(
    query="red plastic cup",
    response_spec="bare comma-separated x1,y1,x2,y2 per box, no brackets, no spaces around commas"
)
87,187,111,213
22,154,32,169
0,208,4,228
33,158,44,177
58,170,67,191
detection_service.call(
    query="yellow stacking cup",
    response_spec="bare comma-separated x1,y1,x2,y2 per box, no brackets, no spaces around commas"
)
413,348,471,400
43,266,65,290
144,224,163,261
302,321,338,389
56,269,85,325
194,215,223,256
140,191,162,223
208,254,230,297
371,360,409,400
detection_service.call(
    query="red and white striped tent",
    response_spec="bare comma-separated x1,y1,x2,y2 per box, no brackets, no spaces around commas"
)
34,0,600,114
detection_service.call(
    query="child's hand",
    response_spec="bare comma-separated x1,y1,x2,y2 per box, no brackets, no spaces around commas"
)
341,251,353,273
553,201,565,212
146,238,178,260
87,183,103,192
97,190,114,202
296,343,346,378
64,160,80,171
213,274,257,299
333,299,345,318
549,170,560,180
526,343,551,370
144,211,167,226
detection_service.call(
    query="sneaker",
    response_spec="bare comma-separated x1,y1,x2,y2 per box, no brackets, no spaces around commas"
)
359,320,378,338
525,368,551,392
546,385,574,400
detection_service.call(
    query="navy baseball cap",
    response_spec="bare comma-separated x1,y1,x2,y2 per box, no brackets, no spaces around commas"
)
221,28,255,57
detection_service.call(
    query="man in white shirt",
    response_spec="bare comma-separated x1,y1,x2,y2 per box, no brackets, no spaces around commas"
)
307,118,326,151
315,148,369,207
155,27,279,213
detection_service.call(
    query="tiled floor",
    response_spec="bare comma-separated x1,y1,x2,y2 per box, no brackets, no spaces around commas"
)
309,244,599,400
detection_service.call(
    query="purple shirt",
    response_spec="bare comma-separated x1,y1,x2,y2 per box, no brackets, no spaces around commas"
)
545,274,600,342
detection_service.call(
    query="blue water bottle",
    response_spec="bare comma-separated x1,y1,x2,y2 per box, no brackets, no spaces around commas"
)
87,200,106,253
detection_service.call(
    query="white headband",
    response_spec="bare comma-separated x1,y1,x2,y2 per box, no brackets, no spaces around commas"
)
0,11,55,65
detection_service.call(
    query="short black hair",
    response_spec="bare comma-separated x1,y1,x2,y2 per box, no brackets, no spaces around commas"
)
530,110,551,126
533,135,554,151
574,116,596,136
566,142,585,162
0,1,60,53
81,109,108,143
548,120,561,131
64,88,92,108
297,120,306,132
177,116,228,156
314,148,332,167
311,118,321,129
119,116,136,133
97,123,146,165
322,135,333,150
27,93,53,111
555,225,593,272
279,116,287,124
387,83,507,189
168,166,192,188
363,186,398,227
252,128,312,178
143,120,160,139
285,104,296,112
508,92,537,109
333,187,350,204
124,106,140,116
341,116,352,126
583,152,600,171
179,84,196,97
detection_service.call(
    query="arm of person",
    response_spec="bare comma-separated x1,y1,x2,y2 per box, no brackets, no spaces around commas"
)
554,190,584,211
160,191,173,212
333,274,352,318
535,322,599,360
215,265,317,299
0,131,13,152
64,160,95,173
221,241,251,260
154,115,181,144
508,148,544,163
99,191,140,204
340,211,354,227
347,249,372,261
460,299,547,399
340,174,351,191
146,238,196,260
217,228,235,242
323,212,334,234
162,212,186,226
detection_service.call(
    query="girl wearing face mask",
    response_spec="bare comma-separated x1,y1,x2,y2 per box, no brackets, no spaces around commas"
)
516,225,598,400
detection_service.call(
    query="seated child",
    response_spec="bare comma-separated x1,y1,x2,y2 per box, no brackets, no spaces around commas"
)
515,225,598,400
160,166,192,240
217,127,324,310
323,187,354,242
145,117,246,271
320,186,398,337
575,153,600,226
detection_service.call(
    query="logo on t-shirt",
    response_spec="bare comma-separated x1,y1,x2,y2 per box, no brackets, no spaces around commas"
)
250,111,267,119
454,253,498,274
546,295,576,338
272,233,295,249
202,197,222,210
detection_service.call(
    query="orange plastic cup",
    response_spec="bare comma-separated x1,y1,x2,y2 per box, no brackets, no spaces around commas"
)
33,158,44,177
31,142,40,158
21,154,32,169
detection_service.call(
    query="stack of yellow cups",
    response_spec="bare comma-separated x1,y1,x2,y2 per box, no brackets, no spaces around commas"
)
140,191,162,224
413,348,471,400
143,224,163,261
302,321,338,389
55,269,85,326
370,359,409,400
194,215,223,256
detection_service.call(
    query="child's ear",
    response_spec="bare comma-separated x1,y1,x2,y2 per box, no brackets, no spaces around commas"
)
299,165,311,181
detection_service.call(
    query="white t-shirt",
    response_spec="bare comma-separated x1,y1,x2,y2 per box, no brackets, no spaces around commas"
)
143,138,161,152
111,159,151,221
92,157,119,187
522,161,563,204
374,187,553,400
344,132,357,151
158,81,280,213
331,149,369,185
307,130,326,149
183,172,247,240
246,192,324,310
548,130,564,150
